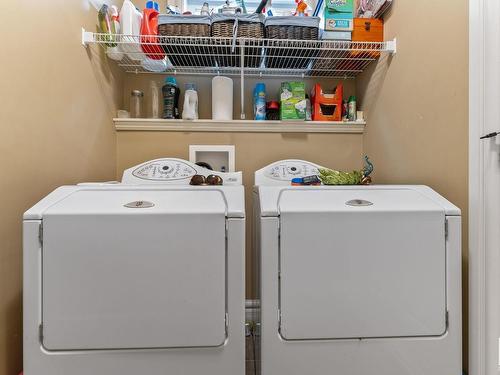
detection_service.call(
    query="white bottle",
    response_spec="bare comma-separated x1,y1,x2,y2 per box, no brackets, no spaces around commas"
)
119,0,145,61
212,76,233,120
150,80,160,118
182,83,199,120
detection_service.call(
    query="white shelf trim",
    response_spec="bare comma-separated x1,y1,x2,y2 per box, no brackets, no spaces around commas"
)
113,118,366,133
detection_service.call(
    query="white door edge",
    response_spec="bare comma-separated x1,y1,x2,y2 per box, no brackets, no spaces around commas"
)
469,0,491,373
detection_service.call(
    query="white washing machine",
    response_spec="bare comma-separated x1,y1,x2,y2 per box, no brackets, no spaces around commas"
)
253,159,462,375
23,158,245,375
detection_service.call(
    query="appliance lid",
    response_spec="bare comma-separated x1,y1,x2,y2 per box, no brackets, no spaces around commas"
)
24,185,245,219
255,185,460,216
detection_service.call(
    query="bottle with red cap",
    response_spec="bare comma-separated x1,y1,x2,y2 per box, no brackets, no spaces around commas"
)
140,1,165,60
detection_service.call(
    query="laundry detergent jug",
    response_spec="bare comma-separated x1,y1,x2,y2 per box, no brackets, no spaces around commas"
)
141,1,165,60
120,0,145,61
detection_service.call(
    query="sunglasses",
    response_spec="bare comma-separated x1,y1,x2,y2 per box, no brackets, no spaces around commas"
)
190,174,223,186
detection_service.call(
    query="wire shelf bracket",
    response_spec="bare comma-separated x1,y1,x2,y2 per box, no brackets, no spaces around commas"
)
385,38,397,55
82,28,95,47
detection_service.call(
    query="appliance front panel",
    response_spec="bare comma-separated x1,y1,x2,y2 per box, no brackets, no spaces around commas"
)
42,210,226,350
278,191,447,340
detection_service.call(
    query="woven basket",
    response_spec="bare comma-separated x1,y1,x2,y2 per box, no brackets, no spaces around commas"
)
211,14,265,68
264,17,320,70
157,15,213,67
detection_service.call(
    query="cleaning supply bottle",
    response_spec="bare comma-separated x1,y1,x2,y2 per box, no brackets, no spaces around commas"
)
348,95,357,121
182,83,199,120
162,77,181,119
98,4,115,47
105,5,124,61
141,1,164,60
254,83,266,121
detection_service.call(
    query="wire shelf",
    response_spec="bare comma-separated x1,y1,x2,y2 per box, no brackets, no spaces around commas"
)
83,30,396,78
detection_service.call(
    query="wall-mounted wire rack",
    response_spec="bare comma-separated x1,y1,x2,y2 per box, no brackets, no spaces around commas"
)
82,29,396,79
82,28,395,119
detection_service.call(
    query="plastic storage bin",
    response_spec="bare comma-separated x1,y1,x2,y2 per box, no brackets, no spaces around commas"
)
310,83,343,121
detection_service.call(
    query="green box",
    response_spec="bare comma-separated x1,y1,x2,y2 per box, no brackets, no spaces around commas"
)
324,0,354,31
280,82,306,120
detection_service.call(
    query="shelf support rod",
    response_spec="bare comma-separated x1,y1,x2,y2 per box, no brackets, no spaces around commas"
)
240,40,246,120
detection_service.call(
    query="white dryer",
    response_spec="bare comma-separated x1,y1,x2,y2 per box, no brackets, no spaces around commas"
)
23,158,245,375
253,159,462,375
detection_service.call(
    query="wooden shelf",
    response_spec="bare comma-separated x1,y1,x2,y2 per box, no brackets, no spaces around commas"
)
114,118,366,134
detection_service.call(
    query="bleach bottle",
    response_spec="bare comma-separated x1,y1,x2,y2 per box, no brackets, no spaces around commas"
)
182,83,199,120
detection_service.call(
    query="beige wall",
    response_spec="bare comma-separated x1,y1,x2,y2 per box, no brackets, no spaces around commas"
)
356,0,469,370
0,1,122,374
0,0,468,374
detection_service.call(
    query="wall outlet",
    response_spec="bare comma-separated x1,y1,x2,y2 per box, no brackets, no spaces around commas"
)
189,145,235,172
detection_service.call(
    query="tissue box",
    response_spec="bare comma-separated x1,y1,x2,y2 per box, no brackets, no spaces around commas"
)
324,0,354,31
280,82,306,120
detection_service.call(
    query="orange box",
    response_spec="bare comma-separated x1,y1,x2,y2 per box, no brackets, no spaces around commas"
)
311,83,343,122
352,18,384,42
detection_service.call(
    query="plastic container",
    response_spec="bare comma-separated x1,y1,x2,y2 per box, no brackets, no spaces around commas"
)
106,5,124,61
182,83,199,120
212,76,233,120
348,95,357,121
149,81,160,118
130,90,144,118
120,0,145,61
141,1,165,60
254,83,266,121
162,77,181,119
266,101,280,121
98,4,123,61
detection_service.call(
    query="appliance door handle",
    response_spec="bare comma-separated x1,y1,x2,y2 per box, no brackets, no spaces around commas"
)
480,131,500,139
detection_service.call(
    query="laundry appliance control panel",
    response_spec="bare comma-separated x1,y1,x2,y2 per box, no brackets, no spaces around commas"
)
122,158,242,185
255,160,324,185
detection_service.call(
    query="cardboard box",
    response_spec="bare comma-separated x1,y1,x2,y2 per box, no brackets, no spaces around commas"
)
280,82,306,120
321,30,352,40
324,0,354,31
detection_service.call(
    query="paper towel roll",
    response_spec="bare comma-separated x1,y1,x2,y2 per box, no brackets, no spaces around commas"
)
212,76,233,120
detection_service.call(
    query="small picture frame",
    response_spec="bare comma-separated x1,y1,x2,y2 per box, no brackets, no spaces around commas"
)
189,145,235,172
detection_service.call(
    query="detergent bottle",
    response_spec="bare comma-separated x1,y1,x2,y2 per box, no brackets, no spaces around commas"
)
163,77,181,119
140,1,167,71
141,1,165,60
182,83,199,120
120,0,145,61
